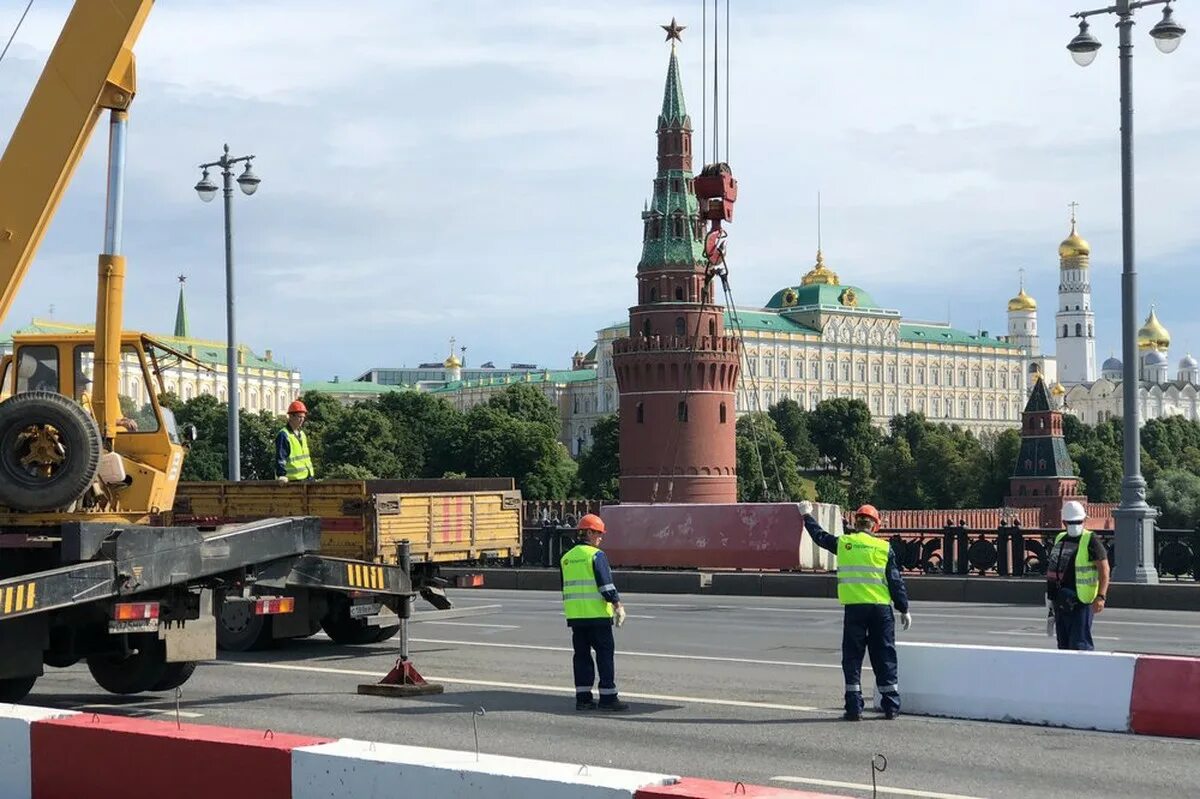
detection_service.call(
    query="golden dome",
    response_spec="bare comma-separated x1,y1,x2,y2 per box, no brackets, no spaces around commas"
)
1058,221,1090,262
444,353,462,369
1137,308,1170,351
1051,382,1066,396
800,250,840,287
1007,288,1037,312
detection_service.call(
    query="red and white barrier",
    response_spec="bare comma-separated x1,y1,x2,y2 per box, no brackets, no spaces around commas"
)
635,778,851,797
0,705,77,799
886,642,1200,740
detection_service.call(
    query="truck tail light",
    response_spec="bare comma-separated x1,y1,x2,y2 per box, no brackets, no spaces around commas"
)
113,602,159,621
254,597,295,615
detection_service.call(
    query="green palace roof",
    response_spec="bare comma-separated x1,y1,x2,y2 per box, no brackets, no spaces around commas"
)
900,322,1021,349
4,319,293,372
430,368,598,394
764,283,881,311
302,381,411,394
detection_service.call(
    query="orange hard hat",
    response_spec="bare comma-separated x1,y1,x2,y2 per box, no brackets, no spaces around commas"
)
854,504,881,529
578,513,606,533
287,400,308,415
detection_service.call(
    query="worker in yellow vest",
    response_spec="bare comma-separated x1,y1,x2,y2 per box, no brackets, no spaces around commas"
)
800,501,910,720
561,513,627,712
275,400,314,483
1045,500,1110,650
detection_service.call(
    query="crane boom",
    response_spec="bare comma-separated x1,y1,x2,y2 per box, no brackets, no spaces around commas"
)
0,0,153,327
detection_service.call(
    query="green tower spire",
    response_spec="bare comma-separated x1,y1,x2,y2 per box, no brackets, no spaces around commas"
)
174,275,189,338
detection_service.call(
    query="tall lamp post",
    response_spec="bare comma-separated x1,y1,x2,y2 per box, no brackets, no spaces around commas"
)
194,144,261,481
1065,1,1185,582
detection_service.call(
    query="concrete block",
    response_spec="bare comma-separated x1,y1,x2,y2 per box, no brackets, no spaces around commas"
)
516,569,561,592
617,571,703,594
1121,583,1200,612
759,574,835,598
0,704,77,799
962,578,1044,604
636,776,851,797
1130,655,1200,738
709,572,763,596
902,577,967,603
293,739,677,799
890,642,1136,732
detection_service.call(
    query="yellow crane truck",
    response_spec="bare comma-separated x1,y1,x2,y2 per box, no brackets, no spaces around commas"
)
0,0,409,702
170,478,523,649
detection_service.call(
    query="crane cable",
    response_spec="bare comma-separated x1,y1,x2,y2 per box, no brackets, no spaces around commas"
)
0,1,35,66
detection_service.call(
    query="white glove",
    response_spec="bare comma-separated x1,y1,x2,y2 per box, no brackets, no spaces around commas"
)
1046,601,1055,637
900,612,912,631
613,605,627,627
798,500,814,517
276,476,288,484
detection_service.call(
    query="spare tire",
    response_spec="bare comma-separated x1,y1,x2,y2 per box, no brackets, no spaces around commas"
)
0,391,101,511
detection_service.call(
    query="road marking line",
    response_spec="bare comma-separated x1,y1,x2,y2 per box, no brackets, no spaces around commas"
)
772,775,986,799
626,614,656,619
410,637,843,669
418,621,520,629
75,703,204,719
989,631,1120,640
221,660,837,714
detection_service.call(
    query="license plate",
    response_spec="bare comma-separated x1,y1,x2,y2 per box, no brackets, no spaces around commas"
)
109,619,159,634
349,603,381,619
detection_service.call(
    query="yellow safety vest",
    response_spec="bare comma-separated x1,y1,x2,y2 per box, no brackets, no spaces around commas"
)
282,428,314,480
837,533,892,606
561,544,613,621
1053,530,1100,604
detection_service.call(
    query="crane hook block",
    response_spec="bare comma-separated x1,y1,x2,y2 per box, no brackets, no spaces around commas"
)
695,162,737,224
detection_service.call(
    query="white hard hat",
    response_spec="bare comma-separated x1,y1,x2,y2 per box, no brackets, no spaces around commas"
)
1061,500,1087,524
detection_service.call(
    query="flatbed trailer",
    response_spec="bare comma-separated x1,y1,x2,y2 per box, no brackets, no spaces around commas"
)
0,516,410,701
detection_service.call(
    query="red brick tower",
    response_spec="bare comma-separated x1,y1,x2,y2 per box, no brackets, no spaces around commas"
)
611,30,740,503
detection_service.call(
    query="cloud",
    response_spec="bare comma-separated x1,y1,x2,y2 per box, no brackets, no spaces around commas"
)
0,0,1197,382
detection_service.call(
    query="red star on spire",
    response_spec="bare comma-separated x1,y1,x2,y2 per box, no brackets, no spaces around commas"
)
661,17,686,43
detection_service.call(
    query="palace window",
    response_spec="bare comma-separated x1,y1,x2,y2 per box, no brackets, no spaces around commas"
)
960,399,968,417
932,397,941,416
719,403,727,423
780,359,789,378
677,401,688,422
902,367,911,384
709,319,716,336
916,367,925,385
887,396,896,415
973,372,981,388
930,367,939,385
887,365,896,383
825,362,834,380
636,402,644,423
675,317,686,336
856,363,866,381
959,369,967,387
840,363,850,381
811,362,820,380
675,286,684,300
986,372,993,388
872,364,882,382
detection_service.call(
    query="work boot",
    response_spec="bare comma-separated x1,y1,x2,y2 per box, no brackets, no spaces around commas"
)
598,700,629,712
842,711,862,722
576,700,597,711
883,709,899,720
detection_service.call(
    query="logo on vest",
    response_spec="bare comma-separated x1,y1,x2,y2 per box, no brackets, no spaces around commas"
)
844,541,853,551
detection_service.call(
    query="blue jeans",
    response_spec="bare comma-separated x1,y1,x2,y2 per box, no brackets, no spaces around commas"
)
1055,600,1095,650
842,604,900,715
571,624,617,703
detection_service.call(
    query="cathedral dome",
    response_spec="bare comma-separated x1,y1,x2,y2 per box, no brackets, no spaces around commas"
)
1144,349,1168,366
1007,288,1037,312
1101,355,1122,372
1137,308,1170,351
1181,354,1198,370
444,353,462,369
1051,382,1066,396
1058,223,1090,262
800,250,839,287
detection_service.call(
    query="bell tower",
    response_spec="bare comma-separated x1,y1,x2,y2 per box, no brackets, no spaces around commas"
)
611,21,740,504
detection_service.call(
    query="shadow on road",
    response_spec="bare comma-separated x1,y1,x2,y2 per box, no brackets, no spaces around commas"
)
358,689,678,718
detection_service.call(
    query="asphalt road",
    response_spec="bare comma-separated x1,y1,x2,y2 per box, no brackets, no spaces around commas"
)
25,589,1200,799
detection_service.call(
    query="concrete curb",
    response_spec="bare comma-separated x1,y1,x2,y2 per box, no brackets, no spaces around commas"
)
448,568,1200,611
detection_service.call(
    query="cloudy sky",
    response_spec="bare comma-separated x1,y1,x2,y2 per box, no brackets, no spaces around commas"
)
1,1,1198,380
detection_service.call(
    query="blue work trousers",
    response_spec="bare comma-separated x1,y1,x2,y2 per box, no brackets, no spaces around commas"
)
571,624,618,703
1055,601,1095,651
842,604,899,715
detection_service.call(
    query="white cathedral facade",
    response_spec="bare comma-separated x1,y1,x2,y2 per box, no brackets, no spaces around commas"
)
1002,214,1199,425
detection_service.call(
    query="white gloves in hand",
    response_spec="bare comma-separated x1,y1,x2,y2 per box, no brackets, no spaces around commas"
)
276,476,288,484
613,605,627,627
1046,601,1056,637
798,500,814,516
900,612,912,631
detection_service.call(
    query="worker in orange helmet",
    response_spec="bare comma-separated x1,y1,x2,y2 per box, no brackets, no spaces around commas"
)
560,513,627,711
275,399,314,483
799,500,910,721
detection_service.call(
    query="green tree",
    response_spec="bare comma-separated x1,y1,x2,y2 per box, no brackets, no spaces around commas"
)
1074,440,1122,503
577,413,620,500
813,474,848,507
239,409,284,480
296,390,345,472
487,383,560,430
175,394,230,481
767,399,819,468
872,437,922,509
1148,468,1200,528
322,406,403,479
375,391,467,478
980,428,1022,506
735,412,806,502
323,463,378,480
809,398,877,473
462,404,575,499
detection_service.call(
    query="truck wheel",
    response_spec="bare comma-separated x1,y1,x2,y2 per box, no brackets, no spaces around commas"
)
150,662,197,692
0,676,37,702
87,635,168,695
372,624,401,643
216,601,273,652
320,609,380,646
0,392,101,512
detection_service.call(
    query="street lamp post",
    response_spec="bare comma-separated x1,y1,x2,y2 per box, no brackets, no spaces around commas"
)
1066,0,1185,583
194,144,261,481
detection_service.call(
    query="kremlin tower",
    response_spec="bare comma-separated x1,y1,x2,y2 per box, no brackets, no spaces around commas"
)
611,22,740,503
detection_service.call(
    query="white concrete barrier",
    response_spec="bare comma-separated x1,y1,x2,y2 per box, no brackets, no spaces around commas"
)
293,739,678,799
0,704,79,799
801,502,841,571
886,642,1136,732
